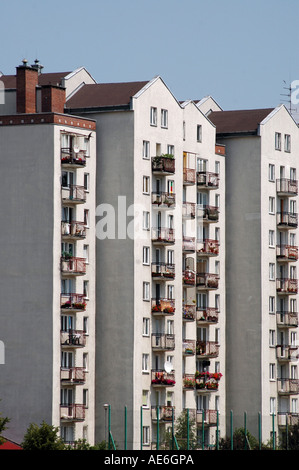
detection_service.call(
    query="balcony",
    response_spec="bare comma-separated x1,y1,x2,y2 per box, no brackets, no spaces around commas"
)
195,371,222,391
182,202,196,219
61,329,86,348
61,293,86,311
61,367,86,384
276,344,299,361
151,406,174,422
197,205,219,223
276,245,298,262
152,155,175,174
61,221,86,240
183,339,196,356
197,171,219,189
278,412,299,427
183,168,196,185
276,311,298,328
183,269,196,287
61,147,87,167
151,192,175,209
196,341,219,358
277,212,298,229
151,262,175,280
152,228,175,245
62,185,86,204
276,278,298,295
183,236,195,252
61,256,86,276
277,378,299,395
151,370,175,387
151,298,175,316
197,239,219,257
182,304,196,321
196,410,218,426
276,178,298,196
197,307,219,324
196,273,219,290
152,333,175,351
60,404,85,422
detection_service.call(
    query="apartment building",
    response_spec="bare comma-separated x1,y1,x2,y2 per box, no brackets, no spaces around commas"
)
66,77,226,449
0,62,97,445
209,105,299,444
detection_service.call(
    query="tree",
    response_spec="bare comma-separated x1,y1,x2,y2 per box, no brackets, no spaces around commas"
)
162,410,197,450
21,421,65,450
282,423,299,450
0,412,10,445
218,427,270,450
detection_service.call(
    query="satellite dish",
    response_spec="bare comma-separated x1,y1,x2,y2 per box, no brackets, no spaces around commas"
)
73,145,79,153
164,361,173,373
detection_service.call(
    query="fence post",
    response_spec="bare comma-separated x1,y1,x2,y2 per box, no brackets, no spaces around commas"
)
140,406,143,450
258,412,261,450
216,410,219,450
202,409,205,450
187,408,190,450
230,410,233,450
244,411,247,450
272,413,275,450
157,406,159,450
124,406,127,450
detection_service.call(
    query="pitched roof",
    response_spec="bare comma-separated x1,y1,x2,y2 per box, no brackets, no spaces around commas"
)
208,108,274,135
65,81,150,109
1,71,71,89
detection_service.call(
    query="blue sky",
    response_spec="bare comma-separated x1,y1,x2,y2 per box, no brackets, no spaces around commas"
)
1,0,299,111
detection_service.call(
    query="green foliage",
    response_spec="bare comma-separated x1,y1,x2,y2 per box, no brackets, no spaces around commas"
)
21,421,65,450
0,412,10,445
218,427,270,450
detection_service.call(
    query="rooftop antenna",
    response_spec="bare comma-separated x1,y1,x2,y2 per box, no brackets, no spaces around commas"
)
280,80,296,115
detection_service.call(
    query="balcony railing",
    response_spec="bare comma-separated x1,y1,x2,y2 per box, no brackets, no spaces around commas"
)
276,178,298,196
276,344,299,361
276,278,298,294
196,341,219,358
151,263,175,280
195,371,222,390
182,202,196,219
151,406,174,422
61,147,87,167
197,239,219,256
183,168,196,185
277,212,298,229
61,367,86,384
183,236,195,252
197,205,219,223
60,404,85,421
61,221,86,239
151,192,175,208
276,311,298,328
197,307,219,324
278,412,299,427
277,378,299,395
61,256,86,275
183,374,196,389
62,185,86,204
152,155,175,174
196,273,219,290
152,228,175,244
151,369,175,386
183,339,196,356
182,304,196,321
183,269,196,286
61,293,86,311
276,245,298,261
151,298,175,315
61,330,86,347
196,409,218,426
197,171,219,189
152,333,175,351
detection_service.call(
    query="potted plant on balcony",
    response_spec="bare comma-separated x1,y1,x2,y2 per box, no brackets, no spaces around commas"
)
152,304,161,313
163,306,175,314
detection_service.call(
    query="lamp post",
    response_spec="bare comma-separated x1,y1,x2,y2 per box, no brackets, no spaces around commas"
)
103,403,109,448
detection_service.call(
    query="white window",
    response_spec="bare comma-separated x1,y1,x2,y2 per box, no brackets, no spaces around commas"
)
83,280,89,298
284,134,291,152
215,260,220,275
215,294,220,311
215,161,220,174
291,398,298,413
143,176,150,194
269,363,275,380
167,144,174,156
167,320,174,335
269,197,275,214
84,173,89,191
268,164,275,182
84,209,89,226
290,265,297,279
142,318,150,336
83,244,89,263
269,330,275,346
183,121,186,140
290,200,296,214
143,211,150,230
143,282,150,301
291,331,297,347
150,107,157,126
215,227,220,242
269,230,275,247
143,141,150,159
290,298,297,312
161,109,168,128
168,285,174,299
143,246,150,265
290,167,296,181
142,354,149,372
275,132,281,150
290,233,296,246
291,365,297,379
270,397,276,415
167,249,174,265
62,170,75,188
197,124,202,142
142,390,149,408
142,426,150,445
269,296,275,314
215,194,220,208
269,263,275,280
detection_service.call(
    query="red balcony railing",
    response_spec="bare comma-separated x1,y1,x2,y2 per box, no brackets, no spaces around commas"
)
276,245,298,261
197,307,219,323
183,168,196,185
60,404,85,421
197,239,219,256
183,374,196,389
182,304,196,321
61,221,86,239
61,147,87,166
196,273,219,289
197,171,219,189
151,263,175,280
183,269,196,286
60,293,86,311
61,330,86,347
61,367,86,384
61,257,86,275
276,311,298,327
151,298,175,315
152,228,175,244
196,341,219,358
151,370,175,386
196,409,218,426
276,278,298,294
151,192,176,208
151,406,174,421
276,178,298,196
62,185,86,203
152,156,175,174
195,371,222,390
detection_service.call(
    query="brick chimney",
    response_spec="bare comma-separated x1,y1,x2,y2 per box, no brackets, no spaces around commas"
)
16,59,38,114
41,85,66,113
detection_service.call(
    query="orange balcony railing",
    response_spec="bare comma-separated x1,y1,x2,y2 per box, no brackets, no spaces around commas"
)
276,245,298,261
151,298,175,315
183,168,196,185
61,367,86,384
61,256,86,275
183,269,196,286
152,228,175,244
197,239,219,256
151,370,175,387
182,304,196,321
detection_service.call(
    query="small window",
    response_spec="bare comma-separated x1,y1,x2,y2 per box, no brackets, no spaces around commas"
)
197,124,202,142
150,107,157,126
161,109,168,128
269,230,275,247
269,330,275,347
269,363,275,380
269,263,275,280
269,296,275,314
284,134,291,152
142,390,149,407
143,141,150,160
269,197,275,214
142,354,149,372
167,144,174,156
268,164,275,182
143,282,150,301
143,246,150,265
142,318,150,336
84,173,89,191
215,161,220,175
143,176,150,194
275,132,281,150
143,211,150,230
